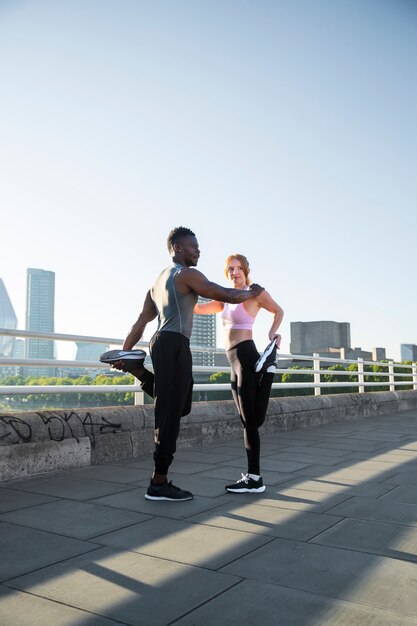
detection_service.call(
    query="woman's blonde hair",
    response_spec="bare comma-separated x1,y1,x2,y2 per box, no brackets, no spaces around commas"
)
224,254,252,286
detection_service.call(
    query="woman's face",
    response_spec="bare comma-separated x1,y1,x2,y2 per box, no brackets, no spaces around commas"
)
226,258,247,289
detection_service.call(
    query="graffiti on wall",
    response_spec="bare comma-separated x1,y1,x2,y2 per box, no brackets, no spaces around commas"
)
0,411,122,447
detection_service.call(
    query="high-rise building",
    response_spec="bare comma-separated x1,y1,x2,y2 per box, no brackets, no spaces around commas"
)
0,278,17,357
401,344,417,362
25,268,55,377
0,278,18,377
191,297,216,367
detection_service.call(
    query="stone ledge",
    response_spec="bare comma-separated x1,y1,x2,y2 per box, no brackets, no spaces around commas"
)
1,390,417,481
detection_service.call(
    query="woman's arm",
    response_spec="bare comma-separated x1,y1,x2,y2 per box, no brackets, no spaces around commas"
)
194,301,224,315
257,291,284,344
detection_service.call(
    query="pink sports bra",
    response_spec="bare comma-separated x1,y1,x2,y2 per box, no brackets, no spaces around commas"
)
220,302,255,331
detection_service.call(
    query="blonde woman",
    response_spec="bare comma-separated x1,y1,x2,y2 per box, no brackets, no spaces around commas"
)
195,254,283,493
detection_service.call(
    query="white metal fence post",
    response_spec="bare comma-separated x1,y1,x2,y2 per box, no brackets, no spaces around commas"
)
389,360,395,392
134,390,144,405
313,353,321,396
412,363,417,391
358,358,364,394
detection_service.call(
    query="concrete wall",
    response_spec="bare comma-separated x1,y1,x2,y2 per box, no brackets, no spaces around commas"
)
1,390,417,481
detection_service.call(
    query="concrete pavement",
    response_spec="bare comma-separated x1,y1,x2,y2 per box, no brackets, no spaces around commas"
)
2,408,417,625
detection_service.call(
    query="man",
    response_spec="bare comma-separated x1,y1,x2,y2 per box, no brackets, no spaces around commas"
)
108,227,264,502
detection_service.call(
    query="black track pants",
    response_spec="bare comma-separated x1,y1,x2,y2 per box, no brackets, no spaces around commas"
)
137,331,193,475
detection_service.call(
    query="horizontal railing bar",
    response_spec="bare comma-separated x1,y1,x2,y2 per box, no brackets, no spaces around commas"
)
1,358,412,377
0,328,225,355
0,380,413,396
2,328,415,369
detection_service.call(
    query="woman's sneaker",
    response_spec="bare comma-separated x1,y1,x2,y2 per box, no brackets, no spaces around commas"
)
254,340,277,373
145,480,193,501
225,473,266,493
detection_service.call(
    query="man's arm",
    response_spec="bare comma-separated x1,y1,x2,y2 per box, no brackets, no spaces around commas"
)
178,268,264,303
122,290,158,350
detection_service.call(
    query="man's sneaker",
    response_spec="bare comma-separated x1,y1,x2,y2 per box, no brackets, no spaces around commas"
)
99,349,146,373
145,480,193,501
99,349,146,364
225,473,266,493
254,340,277,373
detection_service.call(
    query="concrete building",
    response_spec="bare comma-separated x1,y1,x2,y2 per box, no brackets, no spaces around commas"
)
25,268,55,377
401,344,417,362
290,320,388,364
290,321,351,355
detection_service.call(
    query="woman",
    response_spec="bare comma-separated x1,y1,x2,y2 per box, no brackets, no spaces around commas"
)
194,254,283,493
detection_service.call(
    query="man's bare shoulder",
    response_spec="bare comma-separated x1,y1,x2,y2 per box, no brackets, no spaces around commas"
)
176,267,206,281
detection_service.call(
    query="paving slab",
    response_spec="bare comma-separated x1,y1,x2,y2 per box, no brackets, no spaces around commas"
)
220,537,417,617
0,487,57,513
298,465,397,483
174,579,417,626
326,495,417,526
312,440,386,452
2,474,134,500
0,521,98,581
270,444,351,458
263,451,350,466
6,547,240,626
277,477,395,498
255,485,351,512
90,488,232,520
0,499,150,540
311,517,417,562
381,471,417,486
93,516,273,569
379,485,417,505
188,501,342,541
0,586,122,626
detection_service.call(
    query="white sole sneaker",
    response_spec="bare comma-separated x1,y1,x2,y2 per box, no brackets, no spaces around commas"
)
254,340,277,373
226,485,266,493
99,349,146,364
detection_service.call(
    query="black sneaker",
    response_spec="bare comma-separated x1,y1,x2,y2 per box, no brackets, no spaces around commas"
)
254,340,277,373
99,349,146,373
145,480,193,501
225,473,266,493
99,349,146,364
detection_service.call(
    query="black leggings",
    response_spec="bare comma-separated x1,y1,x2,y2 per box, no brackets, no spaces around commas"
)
227,340,274,475
137,331,193,475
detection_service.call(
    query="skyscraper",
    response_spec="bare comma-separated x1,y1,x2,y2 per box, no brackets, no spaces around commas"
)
191,297,216,367
25,268,55,376
0,278,18,357
0,278,18,376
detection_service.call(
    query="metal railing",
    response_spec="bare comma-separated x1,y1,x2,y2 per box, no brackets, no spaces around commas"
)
1,329,416,406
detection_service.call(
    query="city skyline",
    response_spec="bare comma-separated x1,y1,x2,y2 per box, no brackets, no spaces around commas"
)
0,267,414,364
0,1,416,362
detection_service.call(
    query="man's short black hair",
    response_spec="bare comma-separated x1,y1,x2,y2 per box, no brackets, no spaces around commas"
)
167,226,196,252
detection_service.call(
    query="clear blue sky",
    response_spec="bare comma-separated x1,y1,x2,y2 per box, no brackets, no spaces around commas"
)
0,0,416,361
